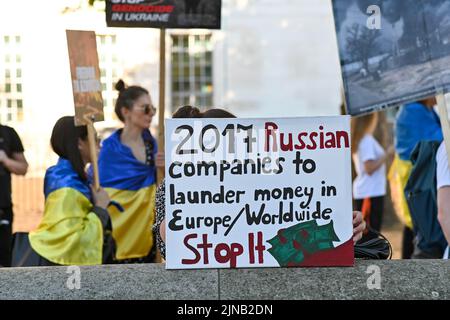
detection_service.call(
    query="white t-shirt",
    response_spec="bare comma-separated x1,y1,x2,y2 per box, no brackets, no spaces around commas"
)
436,142,450,259
437,143,450,189
353,134,386,199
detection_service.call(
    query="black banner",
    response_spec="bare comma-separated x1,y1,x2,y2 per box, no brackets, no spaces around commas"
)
106,0,222,29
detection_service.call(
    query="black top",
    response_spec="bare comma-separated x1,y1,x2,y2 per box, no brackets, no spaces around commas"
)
0,125,24,208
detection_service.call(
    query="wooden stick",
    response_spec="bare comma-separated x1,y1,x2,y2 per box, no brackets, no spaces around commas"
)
158,28,166,186
87,121,100,191
155,28,167,263
437,93,450,168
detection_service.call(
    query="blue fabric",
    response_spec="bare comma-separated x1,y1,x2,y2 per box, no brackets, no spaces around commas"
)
44,158,92,201
98,129,157,191
395,102,443,161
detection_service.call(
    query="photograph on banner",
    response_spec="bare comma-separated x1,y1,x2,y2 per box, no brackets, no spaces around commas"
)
164,117,354,269
106,0,222,29
333,0,450,116
66,30,104,126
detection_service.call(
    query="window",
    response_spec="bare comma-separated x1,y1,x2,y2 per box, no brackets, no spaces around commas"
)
7,99,12,108
17,84,22,92
102,82,107,91
5,55,10,63
15,36,20,44
5,84,11,93
5,69,10,78
16,55,21,63
17,100,23,121
16,69,22,78
171,34,213,111
101,69,106,77
4,36,9,44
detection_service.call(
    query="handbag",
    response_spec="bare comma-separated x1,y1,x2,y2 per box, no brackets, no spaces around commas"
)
354,227,392,260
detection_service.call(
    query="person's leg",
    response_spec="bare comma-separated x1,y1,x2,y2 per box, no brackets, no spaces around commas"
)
0,207,13,267
354,199,364,212
402,226,415,259
369,196,384,233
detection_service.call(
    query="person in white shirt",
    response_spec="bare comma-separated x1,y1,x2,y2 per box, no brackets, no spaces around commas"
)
351,112,394,241
436,142,450,259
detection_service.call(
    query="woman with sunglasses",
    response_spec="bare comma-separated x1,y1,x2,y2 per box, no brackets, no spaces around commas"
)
97,80,162,264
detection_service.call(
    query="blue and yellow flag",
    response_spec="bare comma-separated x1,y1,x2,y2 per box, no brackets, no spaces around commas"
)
29,158,104,266
98,129,157,260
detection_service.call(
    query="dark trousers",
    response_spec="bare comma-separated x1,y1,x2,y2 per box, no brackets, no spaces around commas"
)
0,206,13,267
402,226,415,259
355,196,384,242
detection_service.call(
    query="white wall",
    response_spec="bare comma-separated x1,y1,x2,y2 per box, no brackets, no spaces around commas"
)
218,0,343,117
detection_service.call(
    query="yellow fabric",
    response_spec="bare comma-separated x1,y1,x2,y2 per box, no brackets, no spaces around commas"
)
29,188,104,265
106,185,156,260
388,155,413,229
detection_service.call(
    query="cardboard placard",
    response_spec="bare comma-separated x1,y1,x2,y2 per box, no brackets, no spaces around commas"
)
106,0,222,29
66,30,104,126
332,0,450,116
165,117,354,269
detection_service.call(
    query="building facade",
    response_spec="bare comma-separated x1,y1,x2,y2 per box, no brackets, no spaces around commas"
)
1,0,344,230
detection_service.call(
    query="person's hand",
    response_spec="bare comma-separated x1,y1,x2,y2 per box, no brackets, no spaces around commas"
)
386,145,395,158
156,152,165,168
353,211,366,243
0,150,7,164
91,186,110,209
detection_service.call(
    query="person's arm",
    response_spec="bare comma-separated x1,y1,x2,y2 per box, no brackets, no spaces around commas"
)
438,187,450,246
364,145,394,176
364,157,387,176
0,151,28,175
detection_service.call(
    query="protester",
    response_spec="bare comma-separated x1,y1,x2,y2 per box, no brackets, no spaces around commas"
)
351,112,393,241
389,98,443,258
97,80,163,263
0,124,28,267
437,142,450,259
153,106,366,259
26,116,114,266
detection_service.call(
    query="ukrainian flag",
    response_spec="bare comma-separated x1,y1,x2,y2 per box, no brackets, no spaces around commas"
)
98,129,157,260
29,158,104,265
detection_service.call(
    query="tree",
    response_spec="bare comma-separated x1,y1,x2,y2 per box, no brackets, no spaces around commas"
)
346,23,381,70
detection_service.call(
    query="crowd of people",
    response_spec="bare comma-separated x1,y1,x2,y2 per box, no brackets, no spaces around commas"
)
351,97,450,259
0,81,449,267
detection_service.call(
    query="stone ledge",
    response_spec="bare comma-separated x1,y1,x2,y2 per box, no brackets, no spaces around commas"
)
0,260,448,300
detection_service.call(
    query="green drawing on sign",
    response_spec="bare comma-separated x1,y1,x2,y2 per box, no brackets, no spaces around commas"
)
267,220,340,267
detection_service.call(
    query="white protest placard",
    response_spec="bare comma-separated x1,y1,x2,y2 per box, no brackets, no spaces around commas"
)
165,116,354,269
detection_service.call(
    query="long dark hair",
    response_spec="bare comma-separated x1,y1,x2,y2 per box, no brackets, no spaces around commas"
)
50,116,88,180
351,112,378,154
172,105,236,119
114,79,149,122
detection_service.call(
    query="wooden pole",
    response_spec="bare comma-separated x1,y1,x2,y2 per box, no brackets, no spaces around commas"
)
158,28,166,186
437,93,450,168
155,28,166,263
87,120,100,191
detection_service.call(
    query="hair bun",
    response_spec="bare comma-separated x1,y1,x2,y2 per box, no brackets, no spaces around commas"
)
115,79,126,92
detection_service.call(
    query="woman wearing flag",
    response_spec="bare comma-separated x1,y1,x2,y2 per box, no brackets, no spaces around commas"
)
97,80,161,263
27,116,114,266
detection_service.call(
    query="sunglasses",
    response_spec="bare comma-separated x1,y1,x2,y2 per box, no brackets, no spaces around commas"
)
136,104,156,115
